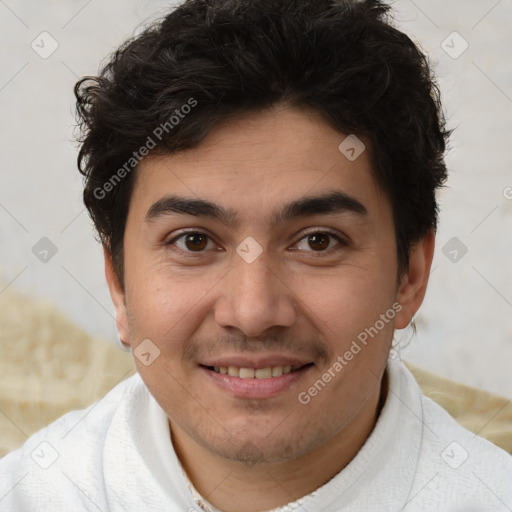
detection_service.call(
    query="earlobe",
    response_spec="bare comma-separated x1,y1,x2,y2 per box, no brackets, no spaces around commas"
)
103,246,131,349
394,230,435,329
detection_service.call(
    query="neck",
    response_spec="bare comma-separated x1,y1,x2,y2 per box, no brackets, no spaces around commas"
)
172,370,388,512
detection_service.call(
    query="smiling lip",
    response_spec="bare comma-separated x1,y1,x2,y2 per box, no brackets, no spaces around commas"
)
201,355,311,369
199,355,313,399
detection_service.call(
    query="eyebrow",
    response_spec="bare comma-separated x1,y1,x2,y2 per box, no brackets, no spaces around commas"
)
144,190,368,229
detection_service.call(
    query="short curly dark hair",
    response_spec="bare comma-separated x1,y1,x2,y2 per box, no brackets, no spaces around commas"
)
75,0,450,289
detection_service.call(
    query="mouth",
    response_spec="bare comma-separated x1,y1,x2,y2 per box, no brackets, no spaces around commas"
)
201,363,313,379
199,361,314,399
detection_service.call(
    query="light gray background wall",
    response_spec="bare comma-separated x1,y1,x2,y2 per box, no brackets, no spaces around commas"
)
1,0,511,397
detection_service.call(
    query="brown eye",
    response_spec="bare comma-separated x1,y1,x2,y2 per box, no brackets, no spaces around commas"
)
184,233,208,251
185,233,208,251
307,233,330,251
294,231,345,253
168,231,215,253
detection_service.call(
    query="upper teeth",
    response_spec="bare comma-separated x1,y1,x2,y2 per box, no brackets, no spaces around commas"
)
213,366,293,379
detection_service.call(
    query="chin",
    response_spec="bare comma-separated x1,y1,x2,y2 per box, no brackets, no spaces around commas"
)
201,423,331,466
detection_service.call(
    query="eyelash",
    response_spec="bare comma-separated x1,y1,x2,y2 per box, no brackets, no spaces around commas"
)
165,228,347,256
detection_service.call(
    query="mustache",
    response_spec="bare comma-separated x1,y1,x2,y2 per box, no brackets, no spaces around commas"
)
183,333,331,365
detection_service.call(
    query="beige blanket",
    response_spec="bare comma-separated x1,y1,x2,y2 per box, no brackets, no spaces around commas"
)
1,287,510,458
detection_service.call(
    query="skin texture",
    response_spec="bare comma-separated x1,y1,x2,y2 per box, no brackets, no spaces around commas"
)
105,106,434,512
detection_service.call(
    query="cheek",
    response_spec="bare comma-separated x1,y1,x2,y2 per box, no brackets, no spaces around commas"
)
294,271,395,416
295,265,396,344
124,260,225,350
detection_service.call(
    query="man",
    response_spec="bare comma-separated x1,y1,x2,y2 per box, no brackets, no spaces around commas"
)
1,0,511,510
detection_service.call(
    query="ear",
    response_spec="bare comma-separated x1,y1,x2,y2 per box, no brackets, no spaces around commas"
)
103,245,131,349
394,229,435,329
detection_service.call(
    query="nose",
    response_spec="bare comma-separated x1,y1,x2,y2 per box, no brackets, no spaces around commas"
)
214,250,297,338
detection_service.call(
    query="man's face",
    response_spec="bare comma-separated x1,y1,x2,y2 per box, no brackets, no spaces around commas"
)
109,106,413,465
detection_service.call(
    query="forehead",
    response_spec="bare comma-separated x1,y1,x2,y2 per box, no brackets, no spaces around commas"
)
129,106,390,227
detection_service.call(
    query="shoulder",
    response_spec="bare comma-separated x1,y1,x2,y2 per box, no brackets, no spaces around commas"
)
0,373,145,511
408,385,512,510
420,386,512,469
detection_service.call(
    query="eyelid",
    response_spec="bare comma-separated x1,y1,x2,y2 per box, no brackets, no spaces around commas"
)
166,228,212,244
297,227,346,240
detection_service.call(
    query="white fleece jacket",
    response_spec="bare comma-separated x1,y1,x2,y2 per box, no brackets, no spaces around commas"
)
1,359,511,512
